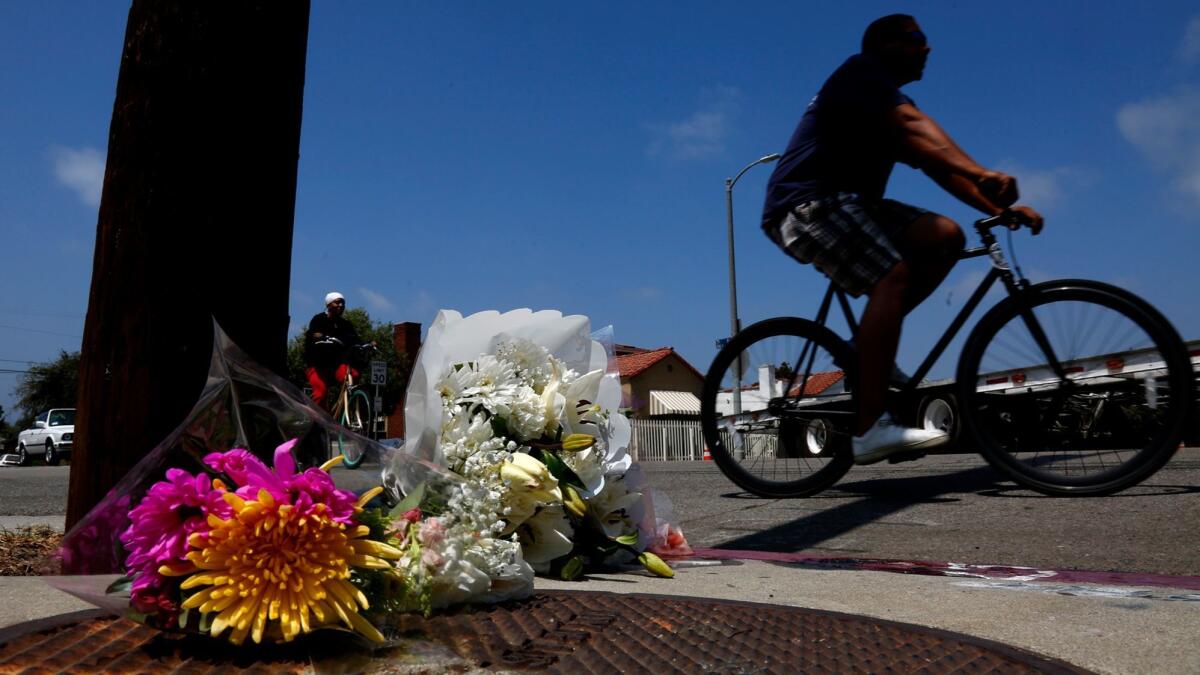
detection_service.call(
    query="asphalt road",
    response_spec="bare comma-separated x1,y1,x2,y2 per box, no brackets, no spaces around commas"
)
3,450,1198,576
640,449,1200,577
0,465,67,517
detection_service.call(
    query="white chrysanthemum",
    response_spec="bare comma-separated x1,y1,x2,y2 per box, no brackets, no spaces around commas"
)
440,408,510,475
505,385,549,441
496,338,557,390
458,355,521,411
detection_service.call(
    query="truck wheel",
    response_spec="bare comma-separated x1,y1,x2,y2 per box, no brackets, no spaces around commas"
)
16,443,30,467
45,440,60,466
805,418,834,455
918,394,959,445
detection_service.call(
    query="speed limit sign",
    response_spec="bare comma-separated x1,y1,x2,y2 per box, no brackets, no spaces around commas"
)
370,360,387,386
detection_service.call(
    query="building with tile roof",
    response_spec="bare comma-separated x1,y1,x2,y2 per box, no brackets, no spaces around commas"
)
614,345,705,418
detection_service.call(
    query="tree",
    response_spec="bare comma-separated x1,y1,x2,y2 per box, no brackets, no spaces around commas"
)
0,405,12,449
287,307,412,420
776,360,795,381
16,351,80,429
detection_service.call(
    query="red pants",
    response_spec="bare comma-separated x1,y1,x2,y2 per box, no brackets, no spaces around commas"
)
306,364,358,406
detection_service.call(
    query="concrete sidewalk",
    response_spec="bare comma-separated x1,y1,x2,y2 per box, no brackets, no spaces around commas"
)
2,553,1198,673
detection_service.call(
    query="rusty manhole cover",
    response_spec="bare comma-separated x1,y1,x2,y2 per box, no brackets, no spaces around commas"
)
0,590,1087,673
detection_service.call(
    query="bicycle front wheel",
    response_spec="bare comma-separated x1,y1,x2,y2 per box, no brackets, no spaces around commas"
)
700,318,856,497
957,281,1193,496
338,390,372,468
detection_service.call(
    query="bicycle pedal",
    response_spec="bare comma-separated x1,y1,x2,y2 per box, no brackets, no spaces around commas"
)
886,451,926,464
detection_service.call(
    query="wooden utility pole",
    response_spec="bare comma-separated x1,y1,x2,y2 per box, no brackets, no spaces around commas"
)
67,1,311,529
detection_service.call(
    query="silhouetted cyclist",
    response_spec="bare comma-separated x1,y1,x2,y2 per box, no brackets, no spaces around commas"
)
761,14,1044,464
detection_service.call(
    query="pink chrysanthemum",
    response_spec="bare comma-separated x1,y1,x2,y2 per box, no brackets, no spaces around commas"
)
120,468,229,583
206,440,357,524
204,448,285,499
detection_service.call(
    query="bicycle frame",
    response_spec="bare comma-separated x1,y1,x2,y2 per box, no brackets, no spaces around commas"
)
331,368,357,420
789,215,1072,400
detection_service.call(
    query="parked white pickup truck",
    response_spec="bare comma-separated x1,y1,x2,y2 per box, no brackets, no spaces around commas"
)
15,408,74,466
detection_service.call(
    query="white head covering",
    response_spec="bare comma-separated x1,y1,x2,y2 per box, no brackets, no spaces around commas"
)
324,291,345,306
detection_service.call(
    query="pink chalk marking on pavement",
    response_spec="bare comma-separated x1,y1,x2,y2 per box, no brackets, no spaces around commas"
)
690,548,1200,592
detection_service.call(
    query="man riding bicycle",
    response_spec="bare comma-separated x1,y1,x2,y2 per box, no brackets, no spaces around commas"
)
761,14,1044,465
304,292,374,409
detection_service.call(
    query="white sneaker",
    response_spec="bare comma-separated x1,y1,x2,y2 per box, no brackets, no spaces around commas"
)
852,414,949,465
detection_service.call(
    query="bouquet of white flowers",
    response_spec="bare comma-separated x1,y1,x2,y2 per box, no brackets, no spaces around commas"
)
389,309,682,579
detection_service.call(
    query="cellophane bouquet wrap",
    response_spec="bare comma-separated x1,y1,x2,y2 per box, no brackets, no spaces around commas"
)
47,323,532,647
389,309,689,580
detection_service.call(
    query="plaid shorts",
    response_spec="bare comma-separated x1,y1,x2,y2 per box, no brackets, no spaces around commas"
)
764,193,927,297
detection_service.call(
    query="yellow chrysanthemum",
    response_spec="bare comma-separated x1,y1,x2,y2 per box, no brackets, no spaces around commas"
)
162,486,399,645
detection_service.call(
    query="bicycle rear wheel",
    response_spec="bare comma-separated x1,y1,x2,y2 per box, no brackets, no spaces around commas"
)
700,318,856,497
957,281,1193,496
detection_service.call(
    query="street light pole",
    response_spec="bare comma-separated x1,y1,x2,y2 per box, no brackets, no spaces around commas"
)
725,153,780,416
725,153,782,340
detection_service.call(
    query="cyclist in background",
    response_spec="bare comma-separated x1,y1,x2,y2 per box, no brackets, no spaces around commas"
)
304,291,373,409
761,14,1044,464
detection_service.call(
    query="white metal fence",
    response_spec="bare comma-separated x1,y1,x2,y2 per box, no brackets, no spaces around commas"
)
629,418,706,462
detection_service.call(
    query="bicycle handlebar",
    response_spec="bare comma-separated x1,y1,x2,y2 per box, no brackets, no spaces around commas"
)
976,209,1042,235
976,210,1026,230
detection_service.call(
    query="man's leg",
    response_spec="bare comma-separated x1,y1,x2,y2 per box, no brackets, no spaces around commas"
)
856,213,964,435
894,213,965,315
856,260,909,435
306,367,327,407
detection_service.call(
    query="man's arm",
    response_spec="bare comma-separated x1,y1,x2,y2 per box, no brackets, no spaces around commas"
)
925,168,1045,233
891,103,1017,206
924,169,1004,215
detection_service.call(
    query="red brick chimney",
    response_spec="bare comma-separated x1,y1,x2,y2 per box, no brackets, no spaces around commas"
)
387,321,422,439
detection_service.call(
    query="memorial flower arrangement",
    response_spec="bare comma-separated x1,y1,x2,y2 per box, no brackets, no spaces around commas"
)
112,438,532,645
51,315,685,652
392,309,686,580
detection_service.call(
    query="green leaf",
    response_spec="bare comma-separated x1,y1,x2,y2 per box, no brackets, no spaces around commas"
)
389,483,426,518
126,610,150,624
105,576,133,595
199,610,214,633
178,608,189,629
530,448,586,490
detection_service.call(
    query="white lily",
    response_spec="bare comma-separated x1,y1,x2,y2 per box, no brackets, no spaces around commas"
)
500,452,562,530
516,505,575,571
540,374,566,436
561,369,604,436
588,475,645,541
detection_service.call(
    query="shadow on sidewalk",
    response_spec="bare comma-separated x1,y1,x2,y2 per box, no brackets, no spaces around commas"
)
711,461,1198,553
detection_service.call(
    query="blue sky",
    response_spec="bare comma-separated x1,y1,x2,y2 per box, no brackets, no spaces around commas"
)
3,2,1200,417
